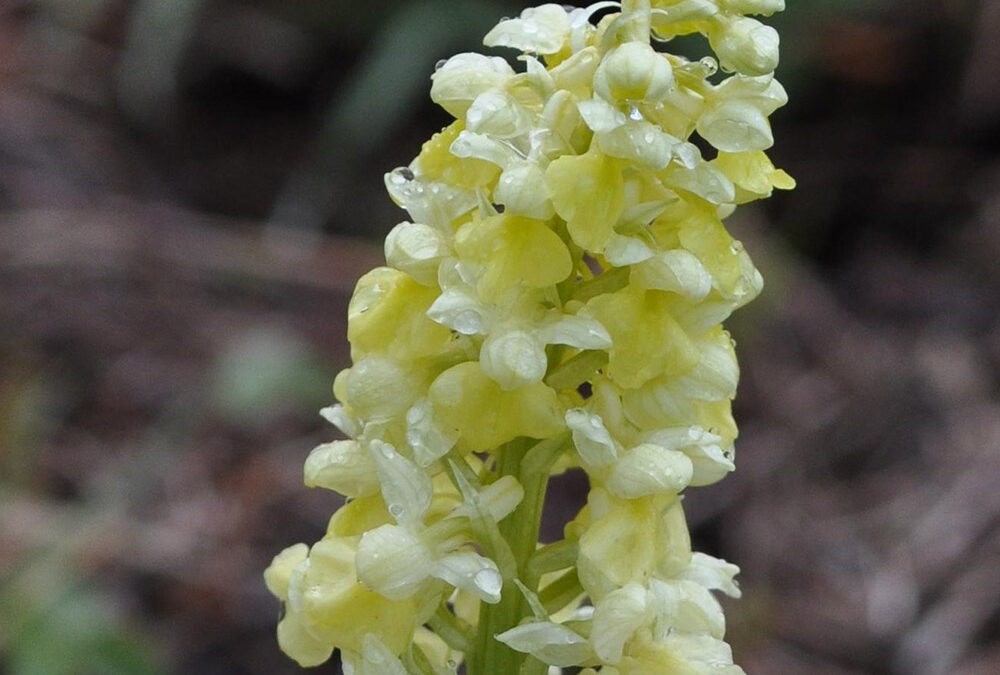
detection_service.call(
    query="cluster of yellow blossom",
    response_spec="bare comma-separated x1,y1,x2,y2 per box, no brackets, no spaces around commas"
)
264,1,792,673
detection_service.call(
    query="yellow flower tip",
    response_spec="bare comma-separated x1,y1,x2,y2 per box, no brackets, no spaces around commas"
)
263,543,309,600
455,214,572,298
428,361,563,449
770,167,796,190
291,537,419,656
546,149,625,252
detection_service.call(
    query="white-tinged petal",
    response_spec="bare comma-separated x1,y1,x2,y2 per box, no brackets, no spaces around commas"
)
480,329,548,391
277,610,334,668
433,550,503,604
663,161,736,204
406,398,459,466
385,170,477,227
605,444,694,499
264,543,309,600
450,130,521,168
320,404,361,438
593,42,675,104
451,474,524,522
565,408,619,467
633,249,712,300
495,162,554,219
649,632,743,673
685,441,735,486
697,98,773,153
619,199,674,228
645,425,734,486
550,46,602,97
604,234,655,266
384,222,450,286
590,582,651,664
369,440,432,525
356,524,435,600
539,313,613,350
577,97,627,134
519,54,557,98
709,15,780,77
304,440,380,498
682,552,742,598
676,336,739,401
483,4,571,54
722,0,785,15
597,121,678,170
495,621,594,667
344,357,423,421
648,578,726,640
426,286,490,335
535,89,581,157
430,53,516,117
342,634,408,675
466,90,534,138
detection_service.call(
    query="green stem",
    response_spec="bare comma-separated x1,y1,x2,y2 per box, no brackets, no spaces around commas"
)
569,265,630,303
545,349,609,392
469,433,569,675
428,603,474,653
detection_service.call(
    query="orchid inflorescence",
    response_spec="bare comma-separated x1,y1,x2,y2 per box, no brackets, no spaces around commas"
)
264,1,792,673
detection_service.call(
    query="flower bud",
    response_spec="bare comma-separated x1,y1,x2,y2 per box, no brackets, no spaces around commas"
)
593,42,675,103
708,15,780,76
384,222,450,286
430,53,515,118
479,329,548,391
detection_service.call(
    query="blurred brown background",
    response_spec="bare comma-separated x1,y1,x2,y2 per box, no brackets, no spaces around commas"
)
2,0,999,673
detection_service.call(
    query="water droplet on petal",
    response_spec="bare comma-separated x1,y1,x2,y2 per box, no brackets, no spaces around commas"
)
729,241,744,255
629,105,644,121
389,503,405,519
435,59,448,71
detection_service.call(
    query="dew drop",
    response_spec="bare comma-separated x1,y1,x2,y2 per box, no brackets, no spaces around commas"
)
628,105,643,121
729,241,744,255
389,503,406,519
643,131,656,144
435,58,448,71
699,56,718,76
